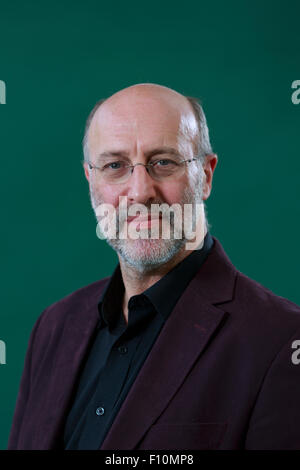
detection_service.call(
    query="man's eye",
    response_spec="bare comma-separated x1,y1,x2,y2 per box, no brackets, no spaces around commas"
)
103,161,124,170
154,159,177,167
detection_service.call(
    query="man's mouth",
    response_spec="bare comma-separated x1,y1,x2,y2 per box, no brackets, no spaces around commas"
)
126,214,162,230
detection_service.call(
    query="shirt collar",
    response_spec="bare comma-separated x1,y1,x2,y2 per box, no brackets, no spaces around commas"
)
143,231,214,320
98,232,214,326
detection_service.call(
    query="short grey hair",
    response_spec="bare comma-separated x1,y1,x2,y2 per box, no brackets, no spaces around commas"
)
185,96,213,161
83,98,106,163
82,95,213,163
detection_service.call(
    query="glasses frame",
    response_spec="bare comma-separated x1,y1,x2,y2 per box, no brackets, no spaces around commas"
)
86,157,198,183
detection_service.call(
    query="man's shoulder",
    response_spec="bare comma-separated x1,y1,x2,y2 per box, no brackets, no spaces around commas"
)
236,268,300,316
230,263,300,347
36,276,111,331
210,236,300,337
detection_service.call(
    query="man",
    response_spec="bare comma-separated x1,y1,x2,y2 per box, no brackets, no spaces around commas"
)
8,84,300,450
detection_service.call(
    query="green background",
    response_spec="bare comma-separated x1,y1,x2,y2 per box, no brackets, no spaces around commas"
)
0,0,299,449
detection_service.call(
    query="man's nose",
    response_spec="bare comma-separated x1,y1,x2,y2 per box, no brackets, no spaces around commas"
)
126,164,157,204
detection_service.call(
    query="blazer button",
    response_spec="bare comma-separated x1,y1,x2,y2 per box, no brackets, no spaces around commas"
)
118,346,128,354
96,407,105,416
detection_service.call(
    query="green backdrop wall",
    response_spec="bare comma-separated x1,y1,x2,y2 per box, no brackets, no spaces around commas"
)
0,0,299,449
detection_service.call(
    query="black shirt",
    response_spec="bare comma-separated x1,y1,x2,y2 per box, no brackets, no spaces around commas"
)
63,232,214,449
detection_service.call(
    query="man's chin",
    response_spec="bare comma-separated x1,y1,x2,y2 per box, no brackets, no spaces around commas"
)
107,237,185,271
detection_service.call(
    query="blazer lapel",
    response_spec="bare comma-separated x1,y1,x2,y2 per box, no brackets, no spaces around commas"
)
101,237,237,450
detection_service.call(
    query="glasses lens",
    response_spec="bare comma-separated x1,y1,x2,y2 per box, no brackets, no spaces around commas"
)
99,161,131,184
150,158,184,181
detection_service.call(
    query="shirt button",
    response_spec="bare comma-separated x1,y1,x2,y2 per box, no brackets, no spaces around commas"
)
118,346,128,354
95,407,105,416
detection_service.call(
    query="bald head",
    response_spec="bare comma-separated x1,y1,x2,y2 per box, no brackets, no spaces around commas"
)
83,83,213,163
101,83,189,107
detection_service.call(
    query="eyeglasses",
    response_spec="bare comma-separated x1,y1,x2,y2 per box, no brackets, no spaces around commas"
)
87,157,197,184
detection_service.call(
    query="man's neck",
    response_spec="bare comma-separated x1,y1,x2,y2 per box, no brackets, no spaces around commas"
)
119,219,208,322
119,245,194,323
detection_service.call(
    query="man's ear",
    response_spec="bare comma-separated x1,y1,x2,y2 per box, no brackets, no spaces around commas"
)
83,162,90,182
202,154,218,201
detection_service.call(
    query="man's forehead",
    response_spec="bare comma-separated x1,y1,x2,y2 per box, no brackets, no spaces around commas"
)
87,85,198,157
91,116,181,137
88,125,184,159
90,102,196,142
88,117,195,157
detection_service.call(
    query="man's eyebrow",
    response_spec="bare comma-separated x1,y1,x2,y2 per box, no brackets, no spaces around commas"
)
145,147,181,158
97,147,181,160
97,150,130,159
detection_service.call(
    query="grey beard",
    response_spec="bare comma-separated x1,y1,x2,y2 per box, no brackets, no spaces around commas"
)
89,179,204,273
108,232,187,273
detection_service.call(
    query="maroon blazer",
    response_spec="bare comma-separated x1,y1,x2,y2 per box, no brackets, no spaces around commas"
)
8,237,300,450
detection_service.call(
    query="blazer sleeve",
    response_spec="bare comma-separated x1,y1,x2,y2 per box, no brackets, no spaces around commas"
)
7,312,45,449
245,325,300,449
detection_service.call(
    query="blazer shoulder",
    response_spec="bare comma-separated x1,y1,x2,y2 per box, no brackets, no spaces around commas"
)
37,276,111,330
237,269,300,313
211,236,300,321
233,268,300,336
